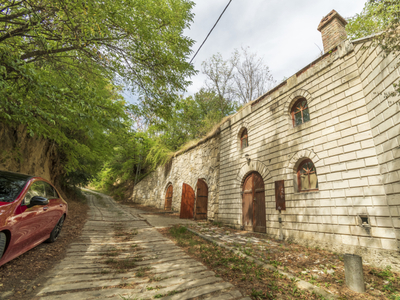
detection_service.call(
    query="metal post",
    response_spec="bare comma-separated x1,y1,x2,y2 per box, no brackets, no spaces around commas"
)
278,207,283,240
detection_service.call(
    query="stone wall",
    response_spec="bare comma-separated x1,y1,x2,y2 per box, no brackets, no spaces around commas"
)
217,38,400,269
354,38,400,250
131,136,220,220
130,36,400,270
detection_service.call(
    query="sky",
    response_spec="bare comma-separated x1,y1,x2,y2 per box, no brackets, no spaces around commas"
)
123,0,368,102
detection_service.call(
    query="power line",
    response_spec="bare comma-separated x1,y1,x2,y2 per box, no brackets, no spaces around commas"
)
189,0,233,64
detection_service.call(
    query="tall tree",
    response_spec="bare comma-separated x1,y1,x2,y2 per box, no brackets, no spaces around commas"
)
346,0,400,95
201,53,237,111
0,0,196,184
233,47,275,105
201,48,275,106
1,0,195,114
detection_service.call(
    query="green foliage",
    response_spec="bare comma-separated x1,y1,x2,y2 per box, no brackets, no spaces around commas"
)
0,0,196,186
152,89,238,151
346,0,400,54
346,1,392,39
145,138,174,170
91,131,156,191
1,0,195,112
170,226,188,237
346,0,400,97
371,265,394,279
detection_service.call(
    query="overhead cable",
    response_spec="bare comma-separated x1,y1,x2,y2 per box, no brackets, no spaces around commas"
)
189,0,233,64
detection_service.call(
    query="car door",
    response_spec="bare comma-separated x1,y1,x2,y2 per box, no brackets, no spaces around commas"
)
11,181,49,253
43,182,62,234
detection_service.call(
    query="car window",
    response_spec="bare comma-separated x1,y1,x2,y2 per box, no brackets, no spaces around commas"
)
44,183,57,199
0,175,27,202
24,181,45,206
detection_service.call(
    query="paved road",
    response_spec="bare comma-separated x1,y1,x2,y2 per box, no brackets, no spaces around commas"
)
35,193,249,300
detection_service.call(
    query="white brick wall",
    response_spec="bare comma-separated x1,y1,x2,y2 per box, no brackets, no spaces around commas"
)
217,38,399,257
131,38,400,269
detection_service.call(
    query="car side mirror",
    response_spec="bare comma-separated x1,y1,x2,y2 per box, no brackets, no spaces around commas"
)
28,196,49,208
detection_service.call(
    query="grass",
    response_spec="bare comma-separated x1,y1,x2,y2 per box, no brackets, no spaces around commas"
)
103,256,144,273
153,290,181,298
115,230,138,237
136,267,151,277
163,225,326,299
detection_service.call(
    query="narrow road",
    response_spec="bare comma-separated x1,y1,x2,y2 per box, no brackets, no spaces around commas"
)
35,192,249,300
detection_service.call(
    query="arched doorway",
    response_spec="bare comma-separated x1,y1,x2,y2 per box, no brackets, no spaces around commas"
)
180,183,195,219
164,185,173,211
195,179,208,220
242,172,266,233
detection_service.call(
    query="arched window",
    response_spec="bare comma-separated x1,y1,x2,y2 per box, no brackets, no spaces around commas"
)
291,98,310,127
297,159,318,192
240,129,248,149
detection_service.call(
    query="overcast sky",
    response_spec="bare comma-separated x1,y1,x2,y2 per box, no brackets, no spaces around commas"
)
123,0,367,102
184,0,367,96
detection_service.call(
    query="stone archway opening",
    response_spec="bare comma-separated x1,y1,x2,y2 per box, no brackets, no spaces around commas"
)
164,184,173,211
242,172,266,233
194,179,208,220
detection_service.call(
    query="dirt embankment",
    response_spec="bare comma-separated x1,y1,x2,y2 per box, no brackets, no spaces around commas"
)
0,123,64,190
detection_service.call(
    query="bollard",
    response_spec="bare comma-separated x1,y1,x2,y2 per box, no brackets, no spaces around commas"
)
343,254,365,293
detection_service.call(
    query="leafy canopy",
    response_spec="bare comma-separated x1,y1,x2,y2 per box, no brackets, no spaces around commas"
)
346,0,400,96
347,0,400,53
0,0,196,181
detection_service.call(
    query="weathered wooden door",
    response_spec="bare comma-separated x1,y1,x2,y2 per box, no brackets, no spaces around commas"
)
195,179,208,220
242,172,266,233
164,185,173,211
180,183,195,219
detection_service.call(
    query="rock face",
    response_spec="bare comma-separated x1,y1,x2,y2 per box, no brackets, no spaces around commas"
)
132,136,220,220
0,123,62,185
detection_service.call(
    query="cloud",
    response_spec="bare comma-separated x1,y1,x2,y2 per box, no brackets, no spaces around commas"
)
185,0,367,96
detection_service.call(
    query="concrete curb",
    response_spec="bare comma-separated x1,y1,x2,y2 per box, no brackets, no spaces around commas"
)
187,228,338,300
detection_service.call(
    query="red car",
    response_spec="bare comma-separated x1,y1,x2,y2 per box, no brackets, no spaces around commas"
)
0,170,68,267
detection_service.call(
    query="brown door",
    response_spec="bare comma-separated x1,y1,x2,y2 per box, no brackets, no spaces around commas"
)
242,172,266,233
195,179,208,220
164,185,173,211
180,183,195,219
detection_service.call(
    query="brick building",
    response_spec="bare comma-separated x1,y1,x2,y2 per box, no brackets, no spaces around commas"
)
132,10,400,267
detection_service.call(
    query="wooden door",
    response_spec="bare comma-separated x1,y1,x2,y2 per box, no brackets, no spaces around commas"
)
180,183,195,219
253,173,266,233
242,172,266,233
164,185,173,211
195,179,208,220
242,174,253,230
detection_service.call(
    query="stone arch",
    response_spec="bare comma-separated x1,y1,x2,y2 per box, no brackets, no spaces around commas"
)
163,181,174,210
237,160,271,187
284,149,321,181
164,181,173,193
190,174,210,192
284,89,313,113
236,122,251,151
236,121,251,137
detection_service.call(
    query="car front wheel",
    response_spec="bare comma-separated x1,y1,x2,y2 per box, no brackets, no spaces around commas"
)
0,232,6,259
46,215,65,243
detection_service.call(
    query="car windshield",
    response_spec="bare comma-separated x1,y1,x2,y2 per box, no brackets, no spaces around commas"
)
0,172,30,202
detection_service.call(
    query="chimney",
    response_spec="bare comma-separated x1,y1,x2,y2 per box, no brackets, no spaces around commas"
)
317,10,348,53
